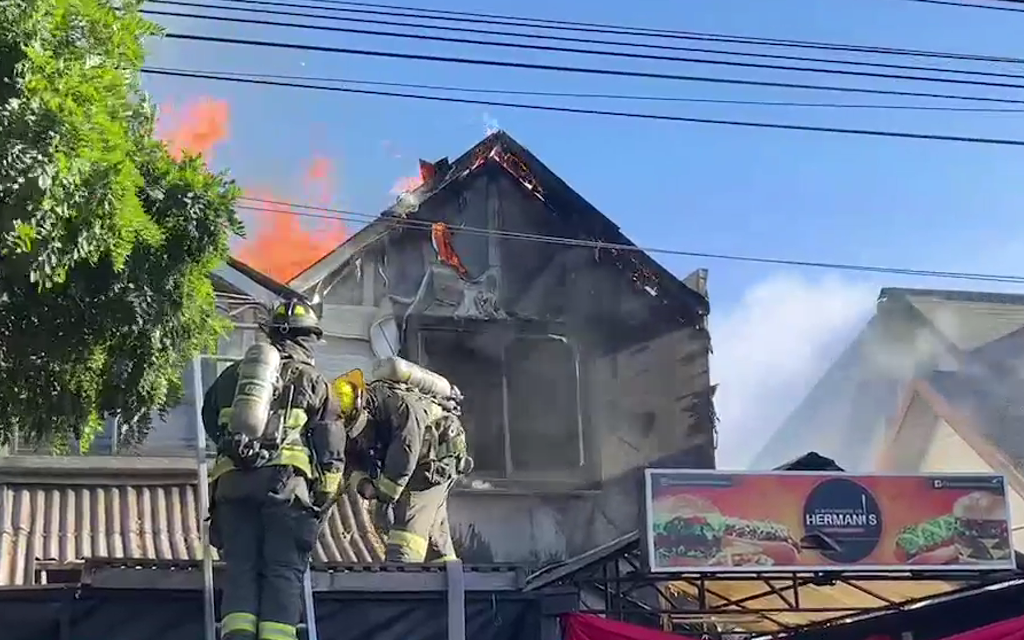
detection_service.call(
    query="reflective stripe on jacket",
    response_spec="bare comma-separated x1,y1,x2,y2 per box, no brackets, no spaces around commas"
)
209,406,313,482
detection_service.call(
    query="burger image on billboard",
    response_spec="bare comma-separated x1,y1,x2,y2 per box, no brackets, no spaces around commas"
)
954,491,1010,562
894,490,1010,565
652,495,723,566
652,494,802,567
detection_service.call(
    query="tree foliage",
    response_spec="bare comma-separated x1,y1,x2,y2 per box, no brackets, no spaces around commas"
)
0,0,243,450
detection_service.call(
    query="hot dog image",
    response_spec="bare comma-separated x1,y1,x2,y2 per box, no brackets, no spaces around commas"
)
893,514,962,565
720,517,801,566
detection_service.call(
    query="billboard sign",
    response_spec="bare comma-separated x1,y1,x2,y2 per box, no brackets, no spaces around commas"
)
644,469,1015,573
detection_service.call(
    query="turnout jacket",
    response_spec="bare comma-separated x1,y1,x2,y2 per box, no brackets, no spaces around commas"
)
201,339,348,498
348,380,468,503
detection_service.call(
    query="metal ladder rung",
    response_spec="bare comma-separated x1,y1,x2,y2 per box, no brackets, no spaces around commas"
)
213,624,309,630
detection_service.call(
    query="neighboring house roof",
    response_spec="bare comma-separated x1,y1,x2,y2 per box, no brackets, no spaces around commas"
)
878,287,1024,351
876,369,1024,488
0,456,383,586
750,287,1024,471
213,257,301,305
287,131,708,322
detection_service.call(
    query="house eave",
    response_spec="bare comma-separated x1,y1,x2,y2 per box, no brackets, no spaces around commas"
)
286,131,709,321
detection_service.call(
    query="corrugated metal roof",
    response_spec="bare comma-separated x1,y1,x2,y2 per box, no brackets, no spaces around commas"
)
0,456,384,586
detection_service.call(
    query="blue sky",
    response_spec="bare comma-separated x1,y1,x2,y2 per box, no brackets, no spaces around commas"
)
142,0,1024,467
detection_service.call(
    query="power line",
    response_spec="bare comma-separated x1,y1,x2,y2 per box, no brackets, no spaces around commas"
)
218,0,1024,66
233,198,1024,284
147,0,1024,83
147,8,1024,93
145,67,1024,146
903,0,1024,12
157,34,1024,107
145,67,1024,113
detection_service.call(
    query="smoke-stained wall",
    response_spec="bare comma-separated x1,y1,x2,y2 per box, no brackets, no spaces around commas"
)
310,166,714,563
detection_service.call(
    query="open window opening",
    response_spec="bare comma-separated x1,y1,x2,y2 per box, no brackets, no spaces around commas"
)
505,335,583,472
414,324,584,479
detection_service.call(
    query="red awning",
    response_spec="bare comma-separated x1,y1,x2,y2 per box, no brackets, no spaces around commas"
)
941,616,1024,640
562,614,696,640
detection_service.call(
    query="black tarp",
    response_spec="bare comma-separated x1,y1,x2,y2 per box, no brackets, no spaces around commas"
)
0,587,547,640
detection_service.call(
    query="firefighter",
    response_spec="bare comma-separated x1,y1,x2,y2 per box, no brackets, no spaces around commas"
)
334,359,472,563
202,296,348,640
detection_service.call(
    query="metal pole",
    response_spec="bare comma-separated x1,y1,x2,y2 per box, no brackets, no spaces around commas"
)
446,559,466,640
302,566,319,640
192,355,217,640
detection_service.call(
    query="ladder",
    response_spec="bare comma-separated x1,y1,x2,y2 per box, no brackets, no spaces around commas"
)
193,355,319,640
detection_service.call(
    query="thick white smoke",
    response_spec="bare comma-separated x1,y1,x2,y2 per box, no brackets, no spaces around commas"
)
710,273,877,469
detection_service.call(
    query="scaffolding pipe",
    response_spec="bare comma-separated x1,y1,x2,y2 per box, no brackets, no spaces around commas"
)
303,567,319,640
446,559,466,640
192,355,217,640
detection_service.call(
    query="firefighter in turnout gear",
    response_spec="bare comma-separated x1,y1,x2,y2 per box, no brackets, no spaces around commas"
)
335,358,473,563
202,296,348,640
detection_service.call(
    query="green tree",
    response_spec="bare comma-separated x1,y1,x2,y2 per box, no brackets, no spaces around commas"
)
0,0,243,451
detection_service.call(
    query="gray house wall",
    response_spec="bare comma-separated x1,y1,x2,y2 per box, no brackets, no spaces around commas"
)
292,165,714,562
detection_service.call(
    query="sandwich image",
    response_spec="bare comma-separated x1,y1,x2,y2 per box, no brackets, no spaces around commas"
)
652,494,801,567
953,491,1010,562
652,495,724,565
894,491,1010,565
720,517,801,566
893,514,962,565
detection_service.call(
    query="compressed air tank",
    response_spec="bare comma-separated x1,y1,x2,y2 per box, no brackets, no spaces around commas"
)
373,356,457,400
229,342,282,439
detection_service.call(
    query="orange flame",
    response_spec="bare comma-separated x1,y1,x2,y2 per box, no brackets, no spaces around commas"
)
390,175,423,195
234,157,348,283
155,95,348,283
156,97,230,161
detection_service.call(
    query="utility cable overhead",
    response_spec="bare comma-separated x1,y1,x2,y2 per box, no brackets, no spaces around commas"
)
228,0,1024,65
148,67,1024,113
147,0,1024,82
904,0,1024,12
145,67,1024,147
232,198,1024,284
148,8,1024,92
157,34,1024,107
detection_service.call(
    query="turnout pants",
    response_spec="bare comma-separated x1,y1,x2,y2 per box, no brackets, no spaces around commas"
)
385,478,457,563
211,467,320,640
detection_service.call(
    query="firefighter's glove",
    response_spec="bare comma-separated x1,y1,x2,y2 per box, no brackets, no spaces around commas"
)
312,490,333,512
372,500,396,534
356,477,378,501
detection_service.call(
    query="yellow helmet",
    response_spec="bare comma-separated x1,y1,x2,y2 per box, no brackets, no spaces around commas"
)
332,369,366,417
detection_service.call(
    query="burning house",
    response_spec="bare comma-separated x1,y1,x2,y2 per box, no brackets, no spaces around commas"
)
286,131,715,563
0,132,715,640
